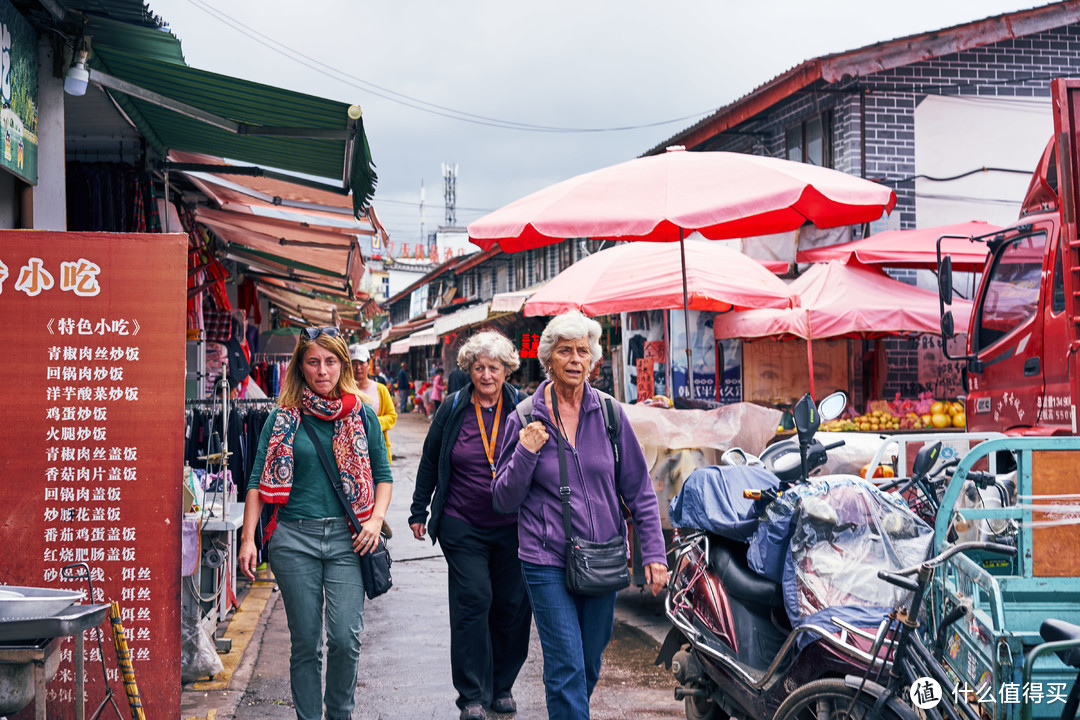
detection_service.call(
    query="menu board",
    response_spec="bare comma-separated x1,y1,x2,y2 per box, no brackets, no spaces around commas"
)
0,231,185,717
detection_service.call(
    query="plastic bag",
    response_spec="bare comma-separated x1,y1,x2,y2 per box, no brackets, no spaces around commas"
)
780,476,932,624
180,613,224,682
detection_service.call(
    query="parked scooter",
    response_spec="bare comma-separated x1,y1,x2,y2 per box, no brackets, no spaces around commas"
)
658,392,920,720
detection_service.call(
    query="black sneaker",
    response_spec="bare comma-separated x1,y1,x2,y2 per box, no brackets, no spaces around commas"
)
491,695,517,714
460,702,486,720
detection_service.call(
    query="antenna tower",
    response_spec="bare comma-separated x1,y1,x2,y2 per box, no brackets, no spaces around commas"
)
442,162,458,227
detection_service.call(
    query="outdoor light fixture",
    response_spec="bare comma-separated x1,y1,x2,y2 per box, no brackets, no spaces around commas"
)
64,42,90,97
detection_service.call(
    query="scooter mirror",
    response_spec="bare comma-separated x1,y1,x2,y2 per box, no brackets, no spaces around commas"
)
721,448,747,466
911,441,942,478
793,393,819,445
817,391,848,422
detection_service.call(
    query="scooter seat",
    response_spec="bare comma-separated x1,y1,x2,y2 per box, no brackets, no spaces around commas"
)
707,535,784,609
1040,619,1080,668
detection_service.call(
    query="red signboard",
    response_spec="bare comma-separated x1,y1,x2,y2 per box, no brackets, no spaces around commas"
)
0,231,186,717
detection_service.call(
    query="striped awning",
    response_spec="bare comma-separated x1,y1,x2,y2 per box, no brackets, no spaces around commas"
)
490,282,547,314
408,329,439,347
434,302,491,336
389,337,411,355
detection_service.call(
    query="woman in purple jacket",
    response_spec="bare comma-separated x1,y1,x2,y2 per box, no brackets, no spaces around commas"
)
493,310,668,720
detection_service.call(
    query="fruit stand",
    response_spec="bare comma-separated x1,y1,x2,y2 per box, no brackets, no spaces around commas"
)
820,393,967,433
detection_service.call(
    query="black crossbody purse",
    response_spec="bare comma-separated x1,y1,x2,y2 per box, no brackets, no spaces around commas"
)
551,396,630,596
300,414,392,600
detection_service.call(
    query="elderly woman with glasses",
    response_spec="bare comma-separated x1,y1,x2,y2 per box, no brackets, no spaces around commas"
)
239,326,393,720
493,310,668,720
409,331,532,720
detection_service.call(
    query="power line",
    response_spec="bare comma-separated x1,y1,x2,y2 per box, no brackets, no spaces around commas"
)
180,0,715,134
877,166,1032,186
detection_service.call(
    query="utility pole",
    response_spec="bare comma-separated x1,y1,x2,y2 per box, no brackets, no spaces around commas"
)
442,162,458,227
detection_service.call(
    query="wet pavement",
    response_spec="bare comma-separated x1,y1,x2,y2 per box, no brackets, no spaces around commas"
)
183,410,682,720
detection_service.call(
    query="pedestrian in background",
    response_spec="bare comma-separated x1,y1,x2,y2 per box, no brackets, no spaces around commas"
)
410,331,532,720
493,310,668,720
431,366,446,413
447,363,469,394
239,326,393,720
396,361,410,412
372,361,389,387
350,344,397,465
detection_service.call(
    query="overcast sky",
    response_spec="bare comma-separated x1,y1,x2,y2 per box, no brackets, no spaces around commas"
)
148,0,1047,245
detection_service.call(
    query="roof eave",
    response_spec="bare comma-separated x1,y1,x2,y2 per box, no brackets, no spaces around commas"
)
643,60,824,156
645,0,1080,155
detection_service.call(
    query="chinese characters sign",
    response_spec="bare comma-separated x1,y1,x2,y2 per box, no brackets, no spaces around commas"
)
1,231,186,717
0,0,38,184
519,333,539,359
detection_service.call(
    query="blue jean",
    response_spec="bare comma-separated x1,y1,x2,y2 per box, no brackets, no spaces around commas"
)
521,561,617,720
270,517,365,720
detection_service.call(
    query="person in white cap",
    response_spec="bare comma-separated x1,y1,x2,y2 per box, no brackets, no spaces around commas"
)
350,344,397,464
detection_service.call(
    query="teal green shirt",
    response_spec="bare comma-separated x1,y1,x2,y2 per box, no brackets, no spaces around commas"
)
247,404,392,522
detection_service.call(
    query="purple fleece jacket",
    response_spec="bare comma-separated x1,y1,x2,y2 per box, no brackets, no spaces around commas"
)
492,380,666,568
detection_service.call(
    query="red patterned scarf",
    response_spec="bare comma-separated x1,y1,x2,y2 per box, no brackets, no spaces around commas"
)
258,387,375,541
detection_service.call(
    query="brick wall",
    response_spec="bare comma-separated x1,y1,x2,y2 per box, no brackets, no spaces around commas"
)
700,22,1080,230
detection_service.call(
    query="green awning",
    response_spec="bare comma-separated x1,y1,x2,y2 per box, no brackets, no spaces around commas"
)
80,16,376,214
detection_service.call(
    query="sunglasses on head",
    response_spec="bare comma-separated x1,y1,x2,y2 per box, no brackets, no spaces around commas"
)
301,326,341,341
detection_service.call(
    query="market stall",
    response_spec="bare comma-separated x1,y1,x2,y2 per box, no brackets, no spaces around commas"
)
713,260,973,411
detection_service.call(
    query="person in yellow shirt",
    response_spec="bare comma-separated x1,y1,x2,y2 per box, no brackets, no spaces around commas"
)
350,345,397,464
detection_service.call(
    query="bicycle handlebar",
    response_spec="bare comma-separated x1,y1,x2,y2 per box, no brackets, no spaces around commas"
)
893,541,1016,577
877,570,920,592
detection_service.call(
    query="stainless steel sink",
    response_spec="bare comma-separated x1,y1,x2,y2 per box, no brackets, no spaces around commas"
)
0,586,84,621
0,602,110,714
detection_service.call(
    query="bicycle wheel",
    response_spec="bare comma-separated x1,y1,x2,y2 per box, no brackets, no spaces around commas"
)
773,678,905,720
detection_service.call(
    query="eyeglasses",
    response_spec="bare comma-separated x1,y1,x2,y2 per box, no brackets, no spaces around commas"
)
301,326,340,340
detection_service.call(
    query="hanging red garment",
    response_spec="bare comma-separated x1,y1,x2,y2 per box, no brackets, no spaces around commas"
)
237,277,262,325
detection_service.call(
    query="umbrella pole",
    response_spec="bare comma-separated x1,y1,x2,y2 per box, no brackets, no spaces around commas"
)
680,230,693,400
806,310,816,399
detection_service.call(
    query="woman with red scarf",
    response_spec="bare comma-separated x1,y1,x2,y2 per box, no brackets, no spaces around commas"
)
239,327,392,720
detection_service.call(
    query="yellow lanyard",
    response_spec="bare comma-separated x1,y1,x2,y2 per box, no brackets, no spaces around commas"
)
474,393,504,477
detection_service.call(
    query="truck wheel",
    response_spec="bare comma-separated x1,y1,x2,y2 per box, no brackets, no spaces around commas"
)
773,679,904,720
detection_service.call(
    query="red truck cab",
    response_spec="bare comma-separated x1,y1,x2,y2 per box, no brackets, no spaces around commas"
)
942,78,1080,434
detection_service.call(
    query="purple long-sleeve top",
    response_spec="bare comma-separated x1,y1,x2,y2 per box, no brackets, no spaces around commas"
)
492,380,667,569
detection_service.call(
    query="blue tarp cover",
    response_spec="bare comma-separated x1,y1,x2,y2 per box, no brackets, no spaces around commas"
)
668,465,779,542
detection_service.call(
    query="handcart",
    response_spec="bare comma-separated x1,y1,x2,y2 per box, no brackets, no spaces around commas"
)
928,436,1080,720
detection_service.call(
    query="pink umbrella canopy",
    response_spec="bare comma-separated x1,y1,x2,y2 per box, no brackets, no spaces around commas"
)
796,220,1000,271
712,261,973,398
468,147,897,251
712,260,972,340
523,241,796,317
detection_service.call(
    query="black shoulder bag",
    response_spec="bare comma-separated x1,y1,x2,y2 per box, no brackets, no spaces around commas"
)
300,414,392,600
550,395,630,596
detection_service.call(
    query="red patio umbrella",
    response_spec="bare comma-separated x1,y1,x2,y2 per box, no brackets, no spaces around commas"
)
469,147,896,395
796,220,1000,271
522,240,796,317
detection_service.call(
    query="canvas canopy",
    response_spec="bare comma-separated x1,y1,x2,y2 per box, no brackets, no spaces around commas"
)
712,261,972,341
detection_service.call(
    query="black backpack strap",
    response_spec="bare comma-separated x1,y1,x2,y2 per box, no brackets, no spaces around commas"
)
515,395,535,427
593,390,621,481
